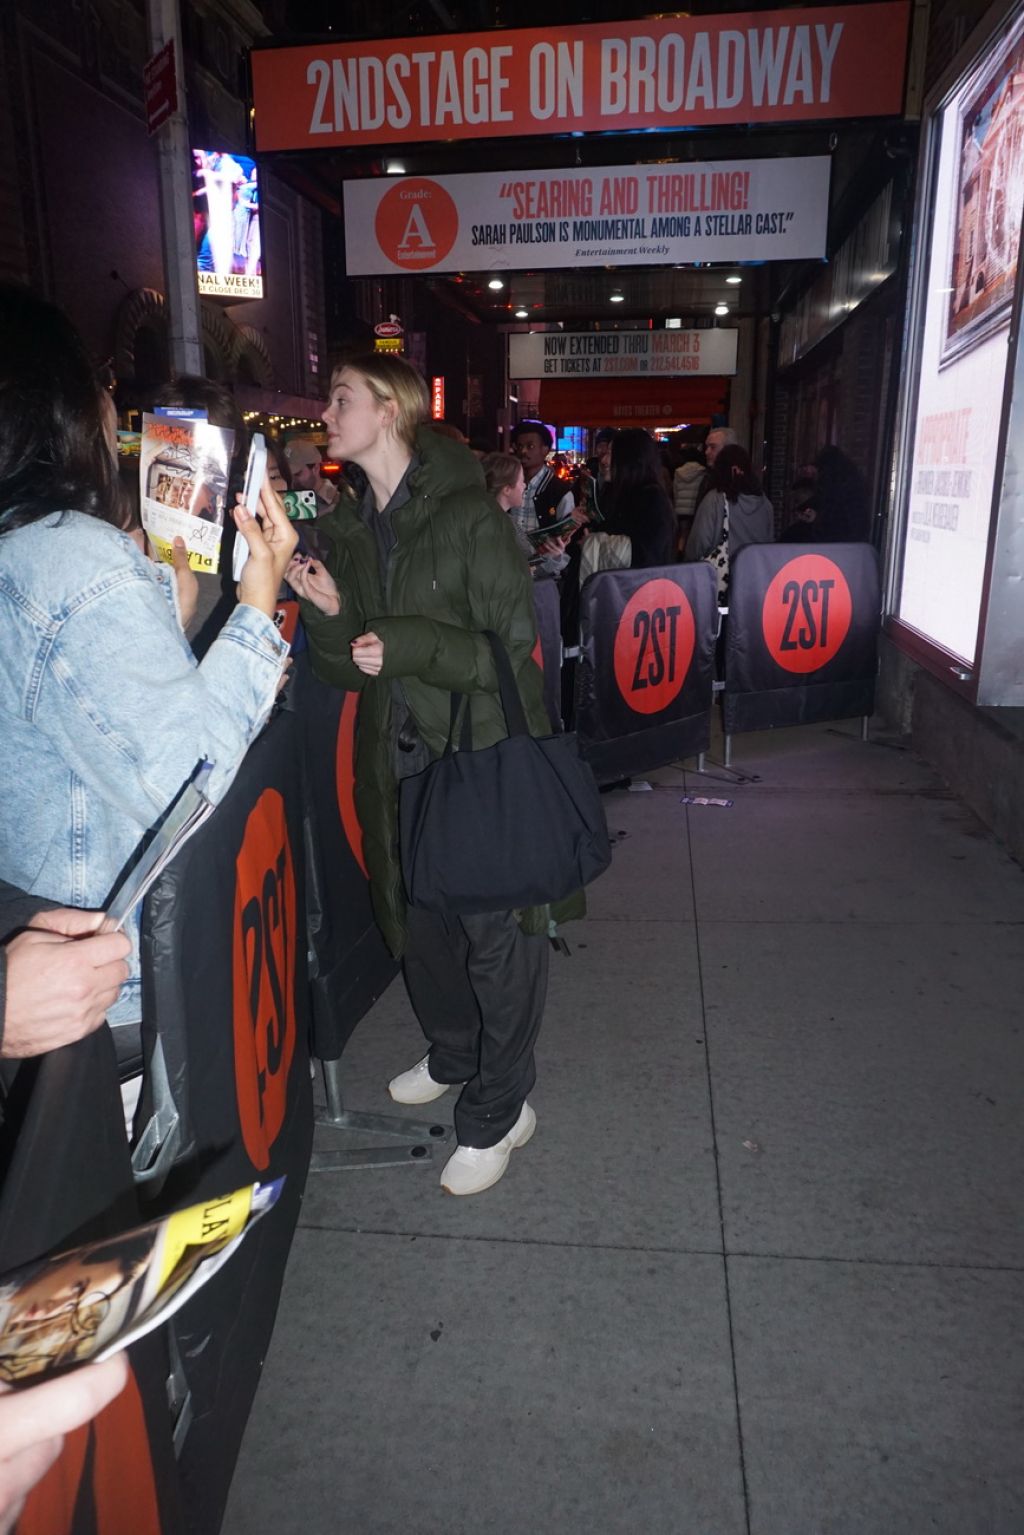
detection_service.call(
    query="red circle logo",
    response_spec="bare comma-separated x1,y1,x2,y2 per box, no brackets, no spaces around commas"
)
613,579,696,715
762,555,853,674
232,788,297,1171
336,692,367,878
375,179,459,271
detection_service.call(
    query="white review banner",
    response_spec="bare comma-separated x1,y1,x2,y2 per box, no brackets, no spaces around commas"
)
344,156,830,275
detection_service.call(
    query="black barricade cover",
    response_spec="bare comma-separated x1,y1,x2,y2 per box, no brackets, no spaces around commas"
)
0,1030,183,1535
532,576,564,731
575,563,718,780
723,543,880,735
139,700,314,1535
296,659,399,1061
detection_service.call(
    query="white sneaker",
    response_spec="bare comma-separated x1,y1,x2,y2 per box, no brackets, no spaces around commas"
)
440,1102,536,1196
388,1054,460,1105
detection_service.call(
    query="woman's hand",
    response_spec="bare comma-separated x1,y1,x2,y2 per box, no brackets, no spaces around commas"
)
170,537,199,629
234,478,299,619
350,632,384,676
285,554,341,616
0,1354,129,1535
2,920,131,1058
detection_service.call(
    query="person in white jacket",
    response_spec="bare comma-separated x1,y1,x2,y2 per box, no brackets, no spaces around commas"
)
672,446,706,550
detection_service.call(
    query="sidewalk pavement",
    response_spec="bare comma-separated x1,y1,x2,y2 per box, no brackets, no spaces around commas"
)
223,720,1024,1535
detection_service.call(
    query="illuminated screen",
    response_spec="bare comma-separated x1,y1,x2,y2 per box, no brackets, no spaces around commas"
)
898,9,1024,661
192,148,264,299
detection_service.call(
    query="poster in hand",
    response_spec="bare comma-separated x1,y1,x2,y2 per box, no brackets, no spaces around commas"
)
140,411,234,573
0,1181,283,1384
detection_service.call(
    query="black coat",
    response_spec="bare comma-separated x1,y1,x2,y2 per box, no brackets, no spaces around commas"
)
601,482,676,568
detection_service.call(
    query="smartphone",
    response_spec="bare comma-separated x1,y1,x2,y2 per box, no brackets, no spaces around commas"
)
233,432,267,582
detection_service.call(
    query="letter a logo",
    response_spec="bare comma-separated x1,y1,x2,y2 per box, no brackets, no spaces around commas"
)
375,178,459,270
399,202,435,258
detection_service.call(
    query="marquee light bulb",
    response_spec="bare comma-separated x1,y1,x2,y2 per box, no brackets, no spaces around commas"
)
488,277,505,290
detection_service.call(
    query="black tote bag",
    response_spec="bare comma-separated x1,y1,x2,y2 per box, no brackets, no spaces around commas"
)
399,630,611,914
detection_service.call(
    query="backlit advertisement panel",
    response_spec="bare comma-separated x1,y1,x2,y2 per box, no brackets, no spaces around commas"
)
897,7,1024,663
193,148,264,299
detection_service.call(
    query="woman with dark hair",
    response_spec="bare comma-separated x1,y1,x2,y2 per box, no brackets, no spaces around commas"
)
0,284,297,1079
684,443,774,594
599,427,676,568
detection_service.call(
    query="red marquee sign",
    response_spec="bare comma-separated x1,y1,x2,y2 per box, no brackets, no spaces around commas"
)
252,3,910,152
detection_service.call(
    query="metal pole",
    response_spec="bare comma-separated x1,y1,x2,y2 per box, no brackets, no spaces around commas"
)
147,0,203,376
312,1056,450,1172
861,715,870,743
724,733,733,769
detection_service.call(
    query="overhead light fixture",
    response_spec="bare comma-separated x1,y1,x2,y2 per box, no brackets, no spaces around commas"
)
726,275,742,285
665,317,682,328
714,303,729,317
385,161,406,175
488,277,505,291
515,308,529,319
610,292,625,303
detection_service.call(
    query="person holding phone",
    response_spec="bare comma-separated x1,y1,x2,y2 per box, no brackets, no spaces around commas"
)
0,284,298,1081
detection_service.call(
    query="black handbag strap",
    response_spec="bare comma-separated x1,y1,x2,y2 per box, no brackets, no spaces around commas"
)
443,690,473,758
442,629,531,757
482,630,531,737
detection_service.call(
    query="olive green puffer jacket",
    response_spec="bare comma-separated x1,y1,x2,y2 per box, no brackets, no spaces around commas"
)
301,426,579,955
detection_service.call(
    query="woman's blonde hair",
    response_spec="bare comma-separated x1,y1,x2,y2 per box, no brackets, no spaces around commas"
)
335,353,429,451
480,451,522,499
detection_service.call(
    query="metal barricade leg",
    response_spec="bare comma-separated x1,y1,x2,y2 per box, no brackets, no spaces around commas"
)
311,1056,450,1172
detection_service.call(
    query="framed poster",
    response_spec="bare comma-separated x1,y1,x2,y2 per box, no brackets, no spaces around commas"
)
942,9,1024,365
889,0,1024,665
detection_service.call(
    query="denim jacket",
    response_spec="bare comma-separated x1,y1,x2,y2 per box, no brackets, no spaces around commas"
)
0,512,289,1028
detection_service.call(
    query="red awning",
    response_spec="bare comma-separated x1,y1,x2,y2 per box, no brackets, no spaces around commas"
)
538,376,729,428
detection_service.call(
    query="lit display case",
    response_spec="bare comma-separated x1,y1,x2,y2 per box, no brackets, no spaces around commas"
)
887,0,1024,703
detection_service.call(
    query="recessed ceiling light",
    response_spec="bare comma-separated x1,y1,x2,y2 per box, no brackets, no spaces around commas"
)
726,275,742,285
515,308,529,318
385,161,406,175
714,303,729,316
610,292,625,303
488,277,505,291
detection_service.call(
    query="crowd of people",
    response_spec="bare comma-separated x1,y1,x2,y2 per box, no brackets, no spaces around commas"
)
0,276,874,1520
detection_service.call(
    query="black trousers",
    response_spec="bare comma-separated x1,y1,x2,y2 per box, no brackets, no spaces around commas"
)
402,906,550,1148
